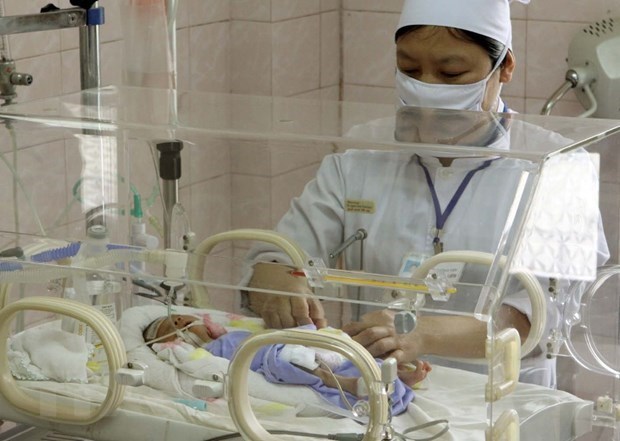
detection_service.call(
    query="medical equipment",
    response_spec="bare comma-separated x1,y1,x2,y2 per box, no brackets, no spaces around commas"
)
0,88,618,441
541,17,620,118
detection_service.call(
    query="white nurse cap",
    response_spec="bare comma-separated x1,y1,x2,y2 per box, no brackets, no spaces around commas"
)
396,0,530,49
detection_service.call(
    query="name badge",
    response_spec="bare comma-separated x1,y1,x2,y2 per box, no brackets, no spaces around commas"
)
345,199,375,214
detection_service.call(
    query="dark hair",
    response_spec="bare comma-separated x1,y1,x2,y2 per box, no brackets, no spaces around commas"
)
396,25,507,66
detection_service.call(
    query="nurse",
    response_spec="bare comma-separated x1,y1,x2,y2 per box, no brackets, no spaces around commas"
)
245,0,562,386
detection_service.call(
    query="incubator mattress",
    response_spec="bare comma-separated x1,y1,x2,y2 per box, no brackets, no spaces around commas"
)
0,305,592,441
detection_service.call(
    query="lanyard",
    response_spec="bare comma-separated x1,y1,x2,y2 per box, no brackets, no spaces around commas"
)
416,155,494,254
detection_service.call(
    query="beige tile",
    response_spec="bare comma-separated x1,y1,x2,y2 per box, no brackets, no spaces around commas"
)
321,0,341,12
101,41,124,88
501,95,525,114
231,139,272,176
99,1,123,43
510,1,528,20
525,97,584,117
273,16,320,96
272,0,320,21
231,0,271,21
15,141,69,236
60,28,79,51
175,27,191,91
9,30,60,60
186,0,231,26
343,11,398,88
190,174,232,240
321,11,341,88
343,0,403,13
343,84,396,104
527,0,620,23
270,139,326,175
503,19,526,99
61,49,80,94
188,136,231,184
272,95,322,134
190,22,230,93
232,174,272,229
231,21,272,95
14,53,62,102
294,89,322,100
525,21,584,99
175,0,190,28
321,85,340,100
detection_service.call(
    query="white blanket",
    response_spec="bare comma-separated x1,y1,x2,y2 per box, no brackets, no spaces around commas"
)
8,326,92,383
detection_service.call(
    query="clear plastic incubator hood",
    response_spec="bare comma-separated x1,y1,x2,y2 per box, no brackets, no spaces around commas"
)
0,86,619,441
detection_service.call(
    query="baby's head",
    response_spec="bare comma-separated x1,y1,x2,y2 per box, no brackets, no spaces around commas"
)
143,314,227,347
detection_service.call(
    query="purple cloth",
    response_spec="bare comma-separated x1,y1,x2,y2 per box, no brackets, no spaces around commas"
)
205,325,414,415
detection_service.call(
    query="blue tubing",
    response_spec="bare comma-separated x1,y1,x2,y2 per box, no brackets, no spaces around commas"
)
31,242,81,263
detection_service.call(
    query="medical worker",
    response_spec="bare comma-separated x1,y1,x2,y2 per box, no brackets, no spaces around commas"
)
244,0,607,388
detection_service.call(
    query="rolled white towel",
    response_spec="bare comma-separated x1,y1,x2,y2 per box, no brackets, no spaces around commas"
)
8,327,91,383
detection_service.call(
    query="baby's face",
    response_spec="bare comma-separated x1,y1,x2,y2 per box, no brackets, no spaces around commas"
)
156,314,213,344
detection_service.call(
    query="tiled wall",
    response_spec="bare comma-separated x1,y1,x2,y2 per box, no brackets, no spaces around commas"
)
3,1,620,112
340,0,620,117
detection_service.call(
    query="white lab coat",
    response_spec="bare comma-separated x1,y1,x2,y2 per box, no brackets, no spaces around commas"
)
245,116,609,389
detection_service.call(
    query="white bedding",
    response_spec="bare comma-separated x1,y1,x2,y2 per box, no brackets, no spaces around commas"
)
2,305,593,441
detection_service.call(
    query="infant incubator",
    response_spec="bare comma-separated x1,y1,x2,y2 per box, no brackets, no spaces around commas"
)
0,86,618,441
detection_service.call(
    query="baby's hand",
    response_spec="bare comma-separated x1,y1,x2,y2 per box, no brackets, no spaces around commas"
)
397,360,432,387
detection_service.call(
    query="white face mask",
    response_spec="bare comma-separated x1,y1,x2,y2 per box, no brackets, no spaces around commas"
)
395,50,507,111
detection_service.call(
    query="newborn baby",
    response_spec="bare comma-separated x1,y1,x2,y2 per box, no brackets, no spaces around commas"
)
143,314,431,400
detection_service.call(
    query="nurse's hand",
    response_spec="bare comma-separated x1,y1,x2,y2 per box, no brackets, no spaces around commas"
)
343,309,420,363
248,262,327,329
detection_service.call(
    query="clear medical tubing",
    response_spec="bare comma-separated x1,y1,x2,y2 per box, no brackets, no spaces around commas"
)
228,329,389,441
412,250,546,359
187,229,308,306
0,296,126,424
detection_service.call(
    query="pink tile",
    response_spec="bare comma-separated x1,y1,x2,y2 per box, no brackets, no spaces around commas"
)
343,11,398,88
273,16,320,96
343,84,396,104
186,0,231,26
190,174,232,240
321,11,341,88
525,98,584,118
9,30,60,60
271,164,320,224
231,0,271,21
99,1,123,43
343,0,403,13
190,22,230,93
175,28,191,91
527,0,620,23
510,1,528,20
525,21,585,100
188,136,231,183
272,0,320,21
270,139,326,175
321,0,341,12
232,174,272,229
231,21,272,95
503,19,526,99
13,53,62,102
230,139,272,176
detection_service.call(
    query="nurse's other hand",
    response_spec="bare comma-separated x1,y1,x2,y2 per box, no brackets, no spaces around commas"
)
248,262,327,329
343,309,419,363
